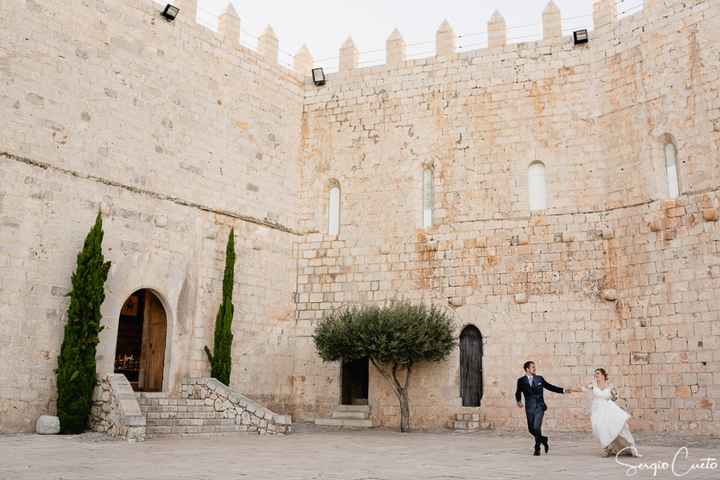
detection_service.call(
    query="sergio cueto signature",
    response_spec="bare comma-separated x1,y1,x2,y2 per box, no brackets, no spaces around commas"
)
616,446,718,477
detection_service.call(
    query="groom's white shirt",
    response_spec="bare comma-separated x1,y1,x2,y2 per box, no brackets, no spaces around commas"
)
526,374,534,387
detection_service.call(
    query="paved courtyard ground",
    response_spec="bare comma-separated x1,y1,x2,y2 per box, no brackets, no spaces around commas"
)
1,427,719,480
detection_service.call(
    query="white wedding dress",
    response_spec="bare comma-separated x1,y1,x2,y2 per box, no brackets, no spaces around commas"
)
583,384,639,456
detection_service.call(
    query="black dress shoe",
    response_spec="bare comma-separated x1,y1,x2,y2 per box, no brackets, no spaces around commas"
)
534,447,541,456
541,437,549,454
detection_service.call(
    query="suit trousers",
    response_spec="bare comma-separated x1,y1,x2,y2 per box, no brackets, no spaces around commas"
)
525,404,547,448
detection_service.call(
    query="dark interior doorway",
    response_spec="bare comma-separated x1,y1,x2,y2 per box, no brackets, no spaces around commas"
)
341,358,369,405
114,289,167,392
459,325,483,406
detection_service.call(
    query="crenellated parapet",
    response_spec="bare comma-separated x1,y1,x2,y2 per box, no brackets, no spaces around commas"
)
542,1,562,41
151,0,673,81
154,0,303,78
294,45,314,76
259,26,279,65
435,20,456,57
386,29,407,67
316,0,675,76
592,0,618,31
340,37,359,72
487,11,507,48
218,3,240,47
156,0,668,80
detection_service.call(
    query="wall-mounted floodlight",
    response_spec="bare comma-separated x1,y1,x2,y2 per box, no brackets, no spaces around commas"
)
312,67,326,86
573,29,589,45
161,4,180,21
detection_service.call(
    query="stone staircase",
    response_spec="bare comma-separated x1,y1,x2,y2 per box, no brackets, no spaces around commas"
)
136,378,291,438
138,392,234,436
315,405,373,428
451,412,493,432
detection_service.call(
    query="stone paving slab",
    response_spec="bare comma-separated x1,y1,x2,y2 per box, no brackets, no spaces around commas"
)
0,430,719,480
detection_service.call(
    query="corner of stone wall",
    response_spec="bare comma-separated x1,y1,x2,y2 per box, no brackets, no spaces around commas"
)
90,374,146,442
180,378,292,434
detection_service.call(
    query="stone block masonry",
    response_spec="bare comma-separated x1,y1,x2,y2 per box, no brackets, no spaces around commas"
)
90,374,146,442
0,0,302,432
138,378,291,437
294,0,720,432
1,0,720,436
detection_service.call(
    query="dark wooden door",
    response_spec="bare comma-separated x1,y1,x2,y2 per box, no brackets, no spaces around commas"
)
460,326,483,406
139,291,166,392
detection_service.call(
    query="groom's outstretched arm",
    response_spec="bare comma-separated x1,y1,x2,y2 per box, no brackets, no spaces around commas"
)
542,377,565,394
515,378,522,403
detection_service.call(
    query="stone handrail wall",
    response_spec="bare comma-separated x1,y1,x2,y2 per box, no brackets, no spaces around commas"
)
90,374,146,442
180,378,292,434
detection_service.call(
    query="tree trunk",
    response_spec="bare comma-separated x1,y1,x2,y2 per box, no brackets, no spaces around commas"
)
371,359,413,433
398,388,410,433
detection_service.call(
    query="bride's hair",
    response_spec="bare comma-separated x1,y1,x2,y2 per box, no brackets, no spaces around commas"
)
595,368,608,380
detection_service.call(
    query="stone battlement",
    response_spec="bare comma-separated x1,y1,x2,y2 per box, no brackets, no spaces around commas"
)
1,0,719,435
164,0,673,79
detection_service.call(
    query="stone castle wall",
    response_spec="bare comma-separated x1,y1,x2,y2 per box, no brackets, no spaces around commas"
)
1,0,719,435
292,0,720,432
0,0,303,432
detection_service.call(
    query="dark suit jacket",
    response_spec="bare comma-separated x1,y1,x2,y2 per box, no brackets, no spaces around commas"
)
515,375,564,411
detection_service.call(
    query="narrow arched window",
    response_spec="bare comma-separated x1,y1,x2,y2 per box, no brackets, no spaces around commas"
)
328,185,340,236
664,142,679,199
422,168,433,228
459,325,483,407
528,161,546,212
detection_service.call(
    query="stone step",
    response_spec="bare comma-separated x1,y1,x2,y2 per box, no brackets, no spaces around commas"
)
455,413,481,422
146,424,260,436
139,404,213,411
144,412,235,421
334,405,370,413
146,418,239,427
453,420,480,431
138,403,210,411
137,398,204,404
314,417,373,428
331,410,369,420
144,411,230,419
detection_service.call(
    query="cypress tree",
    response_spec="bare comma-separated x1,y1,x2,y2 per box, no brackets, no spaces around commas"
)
55,212,111,433
209,228,235,385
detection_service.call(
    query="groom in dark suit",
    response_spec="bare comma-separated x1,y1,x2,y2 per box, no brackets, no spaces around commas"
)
515,361,567,456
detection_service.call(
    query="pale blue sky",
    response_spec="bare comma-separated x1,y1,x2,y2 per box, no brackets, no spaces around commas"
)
194,0,645,70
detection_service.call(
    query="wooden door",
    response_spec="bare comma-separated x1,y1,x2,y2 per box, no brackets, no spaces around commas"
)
139,291,166,392
459,326,483,407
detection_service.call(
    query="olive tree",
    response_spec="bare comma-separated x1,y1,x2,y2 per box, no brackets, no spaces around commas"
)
313,302,455,432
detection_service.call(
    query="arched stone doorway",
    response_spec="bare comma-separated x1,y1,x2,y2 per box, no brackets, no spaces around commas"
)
459,325,483,407
114,289,167,392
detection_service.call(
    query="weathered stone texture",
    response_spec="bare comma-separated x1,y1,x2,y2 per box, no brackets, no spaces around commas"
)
90,374,146,442
1,0,720,436
35,415,60,435
294,0,720,433
0,0,301,432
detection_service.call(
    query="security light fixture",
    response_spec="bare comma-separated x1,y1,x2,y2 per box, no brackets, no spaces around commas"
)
573,29,589,45
161,4,180,21
312,67,326,86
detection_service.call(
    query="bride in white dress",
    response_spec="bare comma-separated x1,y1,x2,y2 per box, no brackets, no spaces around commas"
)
572,368,640,457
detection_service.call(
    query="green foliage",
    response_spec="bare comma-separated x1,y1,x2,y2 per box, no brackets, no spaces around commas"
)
210,229,236,385
313,302,455,368
314,302,455,431
56,212,111,434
